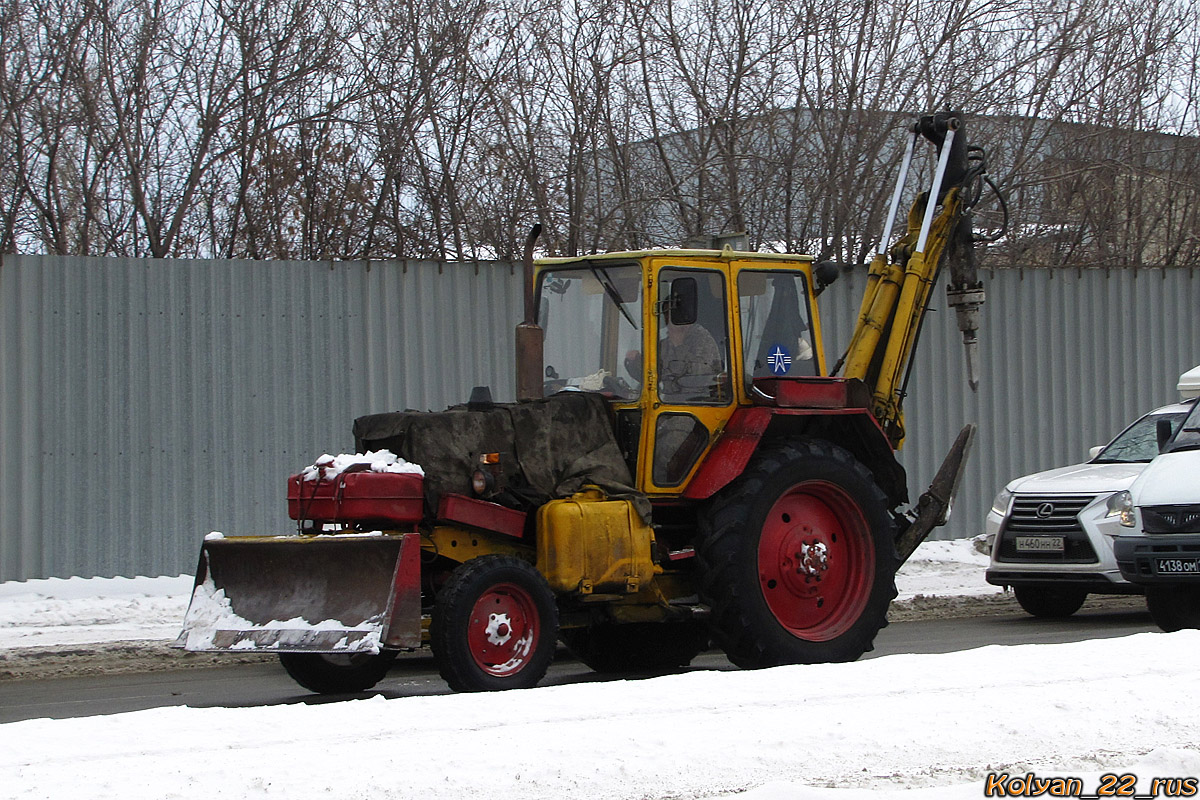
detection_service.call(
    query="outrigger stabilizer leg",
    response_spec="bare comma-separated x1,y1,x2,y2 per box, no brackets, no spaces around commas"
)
895,423,977,564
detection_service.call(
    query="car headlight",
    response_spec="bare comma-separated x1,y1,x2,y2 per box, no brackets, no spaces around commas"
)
1104,490,1136,528
989,488,1013,517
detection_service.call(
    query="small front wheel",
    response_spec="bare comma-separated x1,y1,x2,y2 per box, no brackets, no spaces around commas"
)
431,555,559,692
278,651,399,694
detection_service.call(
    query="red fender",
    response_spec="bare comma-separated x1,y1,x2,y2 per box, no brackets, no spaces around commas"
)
683,407,773,499
683,377,898,502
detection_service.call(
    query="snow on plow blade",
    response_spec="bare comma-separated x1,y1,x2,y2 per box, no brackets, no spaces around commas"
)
173,532,421,654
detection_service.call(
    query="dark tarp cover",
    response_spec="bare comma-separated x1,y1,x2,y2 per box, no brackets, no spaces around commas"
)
352,392,651,522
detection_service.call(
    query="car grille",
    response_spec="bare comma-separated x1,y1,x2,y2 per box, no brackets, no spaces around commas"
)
996,494,1099,563
1142,504,1200,534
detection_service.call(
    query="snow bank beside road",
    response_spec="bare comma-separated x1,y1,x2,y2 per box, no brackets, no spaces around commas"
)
1,632,1197,800
894,535,997,601
0,539,1003,651
0,574,194,649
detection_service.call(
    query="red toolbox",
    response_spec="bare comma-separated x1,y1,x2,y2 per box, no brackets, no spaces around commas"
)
288,471,425,525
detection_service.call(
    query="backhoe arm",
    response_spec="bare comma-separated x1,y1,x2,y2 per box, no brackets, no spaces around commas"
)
841,113,992,448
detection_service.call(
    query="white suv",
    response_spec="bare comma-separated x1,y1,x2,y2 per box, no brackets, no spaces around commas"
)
1112,398,1200,631
985,399,1194,617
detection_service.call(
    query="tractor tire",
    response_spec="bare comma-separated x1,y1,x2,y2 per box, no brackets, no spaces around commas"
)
561,621,709,674
1013,586,1087,618
278,651,398,695
431,555,559,692
696,439,898,668
1145,587,1200,632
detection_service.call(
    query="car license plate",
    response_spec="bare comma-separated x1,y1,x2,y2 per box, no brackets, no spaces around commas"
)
1155,557,1200,575
1015,536,1064,552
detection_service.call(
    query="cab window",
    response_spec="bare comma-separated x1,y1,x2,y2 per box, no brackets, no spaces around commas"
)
538,264,642,399
737,270,816,392
656,269,730,405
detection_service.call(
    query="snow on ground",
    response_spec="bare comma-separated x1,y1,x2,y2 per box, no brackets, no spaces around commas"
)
0,539,1001,651
1,633,1197,800
0,574,195,649
893,536,997,602
6,540,1192,800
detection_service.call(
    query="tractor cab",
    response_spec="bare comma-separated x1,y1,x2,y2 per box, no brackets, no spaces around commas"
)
534,251,826,495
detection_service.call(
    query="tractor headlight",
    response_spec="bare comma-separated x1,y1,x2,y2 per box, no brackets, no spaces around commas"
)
1105,490,1136,528
471,469,494,496
990,488,1013,517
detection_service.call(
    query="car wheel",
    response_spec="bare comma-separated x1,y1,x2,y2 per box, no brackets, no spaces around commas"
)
1013,586,1087,618
1145,587,1200,632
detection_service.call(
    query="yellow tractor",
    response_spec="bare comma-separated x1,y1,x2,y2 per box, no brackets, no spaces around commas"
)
177,112,995,693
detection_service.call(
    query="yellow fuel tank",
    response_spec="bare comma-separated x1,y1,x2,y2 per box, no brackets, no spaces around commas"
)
536,489,656,595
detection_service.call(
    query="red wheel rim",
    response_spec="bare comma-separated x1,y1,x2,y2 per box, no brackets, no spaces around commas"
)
756,480,874,641
466,582,541,677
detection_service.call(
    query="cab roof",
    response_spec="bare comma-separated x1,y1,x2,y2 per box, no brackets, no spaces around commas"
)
535,248,815,267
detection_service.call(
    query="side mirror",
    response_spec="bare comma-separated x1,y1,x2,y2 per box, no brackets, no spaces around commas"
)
1088,445,1104,460
813,261,841,296
668,277,698,326
1156,418,1174,452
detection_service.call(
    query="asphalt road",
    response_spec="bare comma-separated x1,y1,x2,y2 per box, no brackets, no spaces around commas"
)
0,604,1157,724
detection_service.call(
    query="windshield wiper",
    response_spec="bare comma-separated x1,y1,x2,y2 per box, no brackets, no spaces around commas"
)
588,265,638,330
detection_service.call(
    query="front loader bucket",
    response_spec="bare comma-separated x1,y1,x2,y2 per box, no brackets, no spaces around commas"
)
173,532,421,654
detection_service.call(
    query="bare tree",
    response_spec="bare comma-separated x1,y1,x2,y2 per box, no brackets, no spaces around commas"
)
1,0,1198,266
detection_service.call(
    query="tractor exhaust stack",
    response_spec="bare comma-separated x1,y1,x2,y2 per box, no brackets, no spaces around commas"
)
516,224,544,402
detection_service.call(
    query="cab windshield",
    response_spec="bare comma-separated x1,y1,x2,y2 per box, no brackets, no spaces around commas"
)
537,263,643,401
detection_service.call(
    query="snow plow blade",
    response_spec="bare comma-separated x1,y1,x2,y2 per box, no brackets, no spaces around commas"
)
173,532,421,654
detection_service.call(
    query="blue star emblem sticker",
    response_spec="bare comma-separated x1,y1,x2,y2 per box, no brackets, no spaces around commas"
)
767,344,792,375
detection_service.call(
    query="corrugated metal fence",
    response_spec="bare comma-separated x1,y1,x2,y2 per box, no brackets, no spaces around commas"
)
1,255,1196,581
0,256,524,581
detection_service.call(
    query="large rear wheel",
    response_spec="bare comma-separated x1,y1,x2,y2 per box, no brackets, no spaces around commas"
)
431,555,559,692
696,439,898,668
561,621,709,674
278,651,399,694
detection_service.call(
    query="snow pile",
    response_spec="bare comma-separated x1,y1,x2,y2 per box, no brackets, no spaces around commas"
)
0,575,193,649
0,632,1197,799
299,449,424,482
894,536,999,602
175,574,384,653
